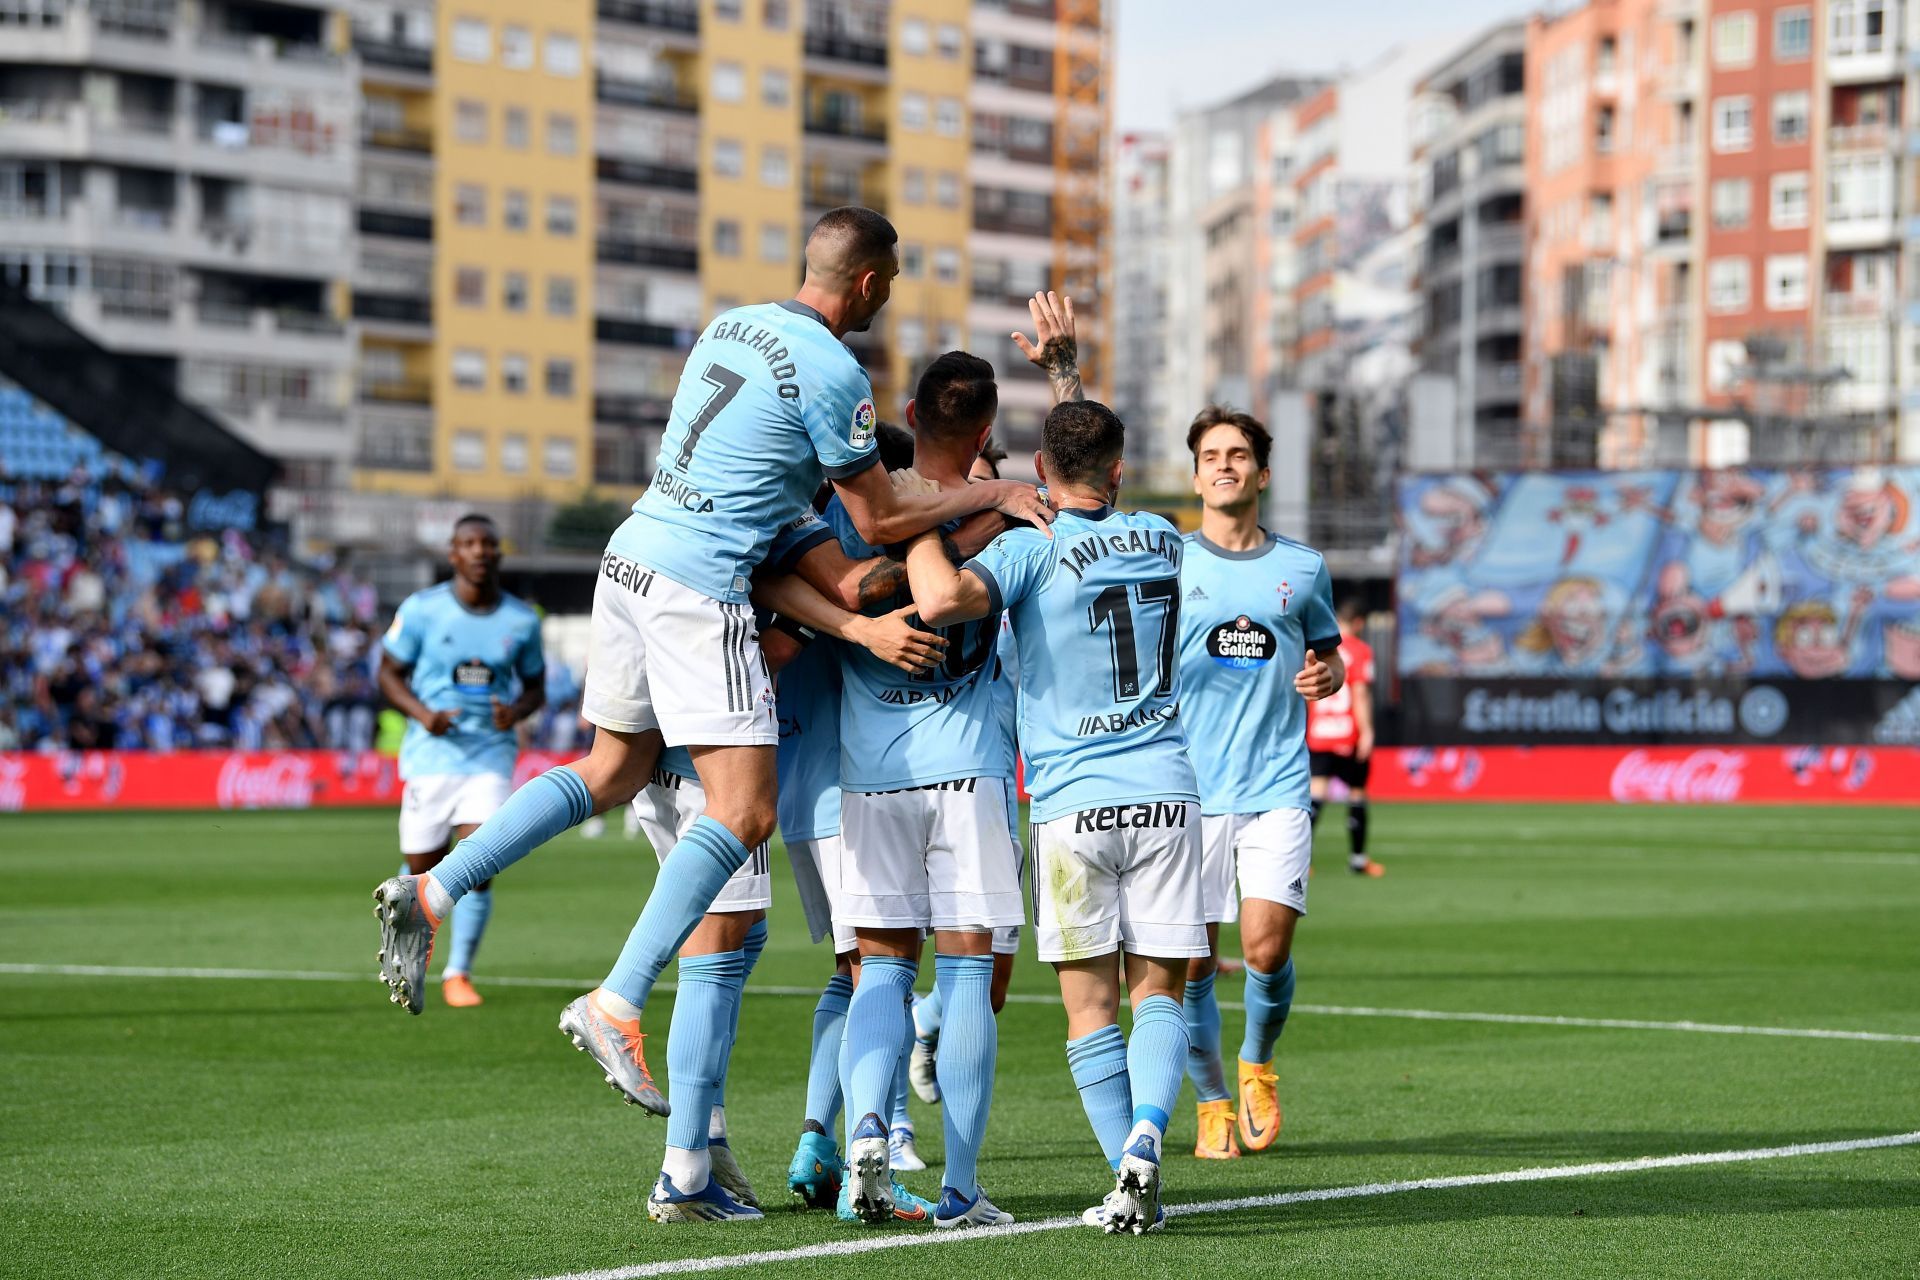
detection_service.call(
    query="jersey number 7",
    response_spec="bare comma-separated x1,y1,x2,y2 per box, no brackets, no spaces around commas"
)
1089,577,1180,702
673,363,747,471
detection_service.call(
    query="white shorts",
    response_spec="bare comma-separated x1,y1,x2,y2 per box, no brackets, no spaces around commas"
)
630,765,772,912
400,772,511,855
787,834,855,953
1200,808,1312,920
994,786,1024,954
582,554,777,747
839,777,1024,933
1030,800,1207,963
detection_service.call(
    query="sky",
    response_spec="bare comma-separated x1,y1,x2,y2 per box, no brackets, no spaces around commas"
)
1112,0,1537,135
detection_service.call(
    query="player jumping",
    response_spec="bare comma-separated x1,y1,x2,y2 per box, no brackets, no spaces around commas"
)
376,514,544,1009
1308,599,1383,877
905,400,1205,1236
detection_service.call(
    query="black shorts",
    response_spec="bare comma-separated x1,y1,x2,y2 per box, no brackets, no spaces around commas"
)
1309,751,1371,791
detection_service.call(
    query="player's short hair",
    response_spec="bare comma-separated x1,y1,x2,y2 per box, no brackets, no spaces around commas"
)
914,351,997,443
805,207,898,281
875,421,916,472
1042,400,1125,488
978,435,1008,478
1337,597,1365,623
452,512,497,536
1186,405,1272,472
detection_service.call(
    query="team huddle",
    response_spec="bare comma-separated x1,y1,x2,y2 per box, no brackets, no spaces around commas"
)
371,208,1379,1236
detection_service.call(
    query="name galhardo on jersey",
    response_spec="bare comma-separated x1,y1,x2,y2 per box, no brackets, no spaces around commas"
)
645,318,814,515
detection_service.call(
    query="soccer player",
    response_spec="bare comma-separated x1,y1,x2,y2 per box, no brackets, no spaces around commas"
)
1308,599,1384,877
905,400,1204,1236
372,208,1049,1137
1176,406,1343,1159
827,352,1023,1230
376,514,544,1008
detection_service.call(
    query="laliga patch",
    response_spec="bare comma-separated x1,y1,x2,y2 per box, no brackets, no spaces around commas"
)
1207,615,1277,670
850,397,877,448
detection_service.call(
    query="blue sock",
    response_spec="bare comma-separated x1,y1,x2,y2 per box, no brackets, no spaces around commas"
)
933,954,995,1195
890,999,914,1129
665,949,745,1163
1127,994,1189,1148
601,817,752,1012
806,973,853,1133
913,982,945,1040
428,767,593,902
1066,1023,1132,1170
1183,972,1229,1102
1239,958,1297,1065
443,887,493,977
713,918,767,1110
846,956,917,1135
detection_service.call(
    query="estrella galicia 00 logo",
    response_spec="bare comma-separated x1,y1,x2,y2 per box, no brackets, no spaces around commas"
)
851,397,878,448
1737,684,1788,738
1207,615,1277,669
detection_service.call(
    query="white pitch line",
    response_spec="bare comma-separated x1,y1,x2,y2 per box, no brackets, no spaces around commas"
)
530,1130,1920,1280
4,963,1918,1045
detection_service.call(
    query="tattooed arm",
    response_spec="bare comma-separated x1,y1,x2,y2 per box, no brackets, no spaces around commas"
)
1011,290,1084,406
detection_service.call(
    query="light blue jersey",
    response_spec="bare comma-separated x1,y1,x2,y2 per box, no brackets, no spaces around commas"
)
823,497,1009,790
1177,531,1340,815
964,505,1197,823
776,638,843,841
607,301,879,603
382,584,544,780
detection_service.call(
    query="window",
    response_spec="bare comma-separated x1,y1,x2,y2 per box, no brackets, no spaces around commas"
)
501,433,529,473
454,183,486,226
902,18,928,54
1712,12,1754,66
759,223,787,264
1775,7,1811,58
545,358,575,397
900,243,924,278
1772,91,1809,143
504,107,530,150
934,97,963,137
760,144,790,187
933,246,960,283
455,100,487,143
543,436,577,477
501,24,532,68
1830,0,1888,56
903,168,926,204
452,348,487,389
502,272,528,312
1770,172,1809,228
936,171,960,208
716,0,741,18
937,24,963,59
455,266,486,308
1710,178,1750,229
546,196,577,236
546,275,575,317
504,189,529,230
1708,257,1749,313
452,429,485,470
1712,96,1752,151
760,68,790,107
1829,154,1892,223
546,113,577,156
713,138,744,178
544,33,580,76
901,92,928,131
897,318,925,354
763,0,789,29
502,353,528,393
712,61,744,103
1764,254,1808,310
714,218,741,257
452,16,490,62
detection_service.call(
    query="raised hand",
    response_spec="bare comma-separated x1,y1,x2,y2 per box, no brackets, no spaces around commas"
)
1011,291,1082,404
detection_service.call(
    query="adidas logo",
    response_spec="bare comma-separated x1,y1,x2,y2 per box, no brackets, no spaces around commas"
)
1288,877,1305,894
1186,585,1208,601
1873,686,1920,744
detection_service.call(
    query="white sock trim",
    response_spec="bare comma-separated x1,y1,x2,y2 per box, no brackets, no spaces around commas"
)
661,1145,710,1193
419,873,454,921
593,988,644,1022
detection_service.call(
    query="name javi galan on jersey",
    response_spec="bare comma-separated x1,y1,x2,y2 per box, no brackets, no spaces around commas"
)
1059,519,1181,739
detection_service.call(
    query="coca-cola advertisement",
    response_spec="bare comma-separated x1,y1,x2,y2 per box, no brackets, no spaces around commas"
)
0,751,402,812
1370,745,1920,804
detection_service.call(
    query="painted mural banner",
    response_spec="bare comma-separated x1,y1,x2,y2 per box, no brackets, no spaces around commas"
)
1396,466,1920,743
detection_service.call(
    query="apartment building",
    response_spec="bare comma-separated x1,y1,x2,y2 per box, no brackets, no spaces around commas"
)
1108,129,1168,472
0,0,358,487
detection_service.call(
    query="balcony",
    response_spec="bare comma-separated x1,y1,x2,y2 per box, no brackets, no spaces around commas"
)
358,208,433,240
1655,208,1691,247
1823,291,1893,318
1829,122,1898,151
1828,206,1897,250
595,155,699,191
805,178,886,215
1474,361,1524,406
973,204,1053,236
352,34,432,74
596,316,687,348
352,293,433,327
358,378,432,406
596,0,699,35
594,393,672,427
595,75,698,113
803,112,887,145
1828,41,1899,85
197,302,346,338
361,124,432,154
804,32,889,69
595,237,699,271
355,409,434,473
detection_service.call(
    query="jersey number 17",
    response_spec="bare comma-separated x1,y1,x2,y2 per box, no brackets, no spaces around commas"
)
1089,577,1180,702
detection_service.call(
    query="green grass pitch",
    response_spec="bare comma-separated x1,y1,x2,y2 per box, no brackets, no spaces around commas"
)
2,803,1917,1279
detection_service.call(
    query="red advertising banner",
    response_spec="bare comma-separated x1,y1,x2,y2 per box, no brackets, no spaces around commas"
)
2,746,1914,813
